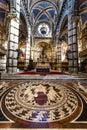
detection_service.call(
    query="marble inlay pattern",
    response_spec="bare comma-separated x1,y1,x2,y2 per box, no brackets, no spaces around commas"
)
2,80,82,123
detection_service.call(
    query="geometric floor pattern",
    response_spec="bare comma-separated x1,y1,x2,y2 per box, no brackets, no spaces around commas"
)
0,79,87,128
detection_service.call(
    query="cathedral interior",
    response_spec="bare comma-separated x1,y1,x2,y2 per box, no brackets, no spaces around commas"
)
0,0,87,129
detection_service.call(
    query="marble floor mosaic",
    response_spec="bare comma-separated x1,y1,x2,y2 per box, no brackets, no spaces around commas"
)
0,79,87,128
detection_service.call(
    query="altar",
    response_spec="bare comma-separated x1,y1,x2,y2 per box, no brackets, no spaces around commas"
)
36,62,50,72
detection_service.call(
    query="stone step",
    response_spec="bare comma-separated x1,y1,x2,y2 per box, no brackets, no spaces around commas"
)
1,73,87,80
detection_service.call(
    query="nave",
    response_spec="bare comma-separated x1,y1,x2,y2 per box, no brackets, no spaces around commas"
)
0,0,87,129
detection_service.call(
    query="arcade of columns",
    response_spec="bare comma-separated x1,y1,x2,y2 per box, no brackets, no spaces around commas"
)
56,0,78,73
0,0,83,73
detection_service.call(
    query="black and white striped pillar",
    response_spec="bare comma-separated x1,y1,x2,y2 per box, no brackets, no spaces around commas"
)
57,41,61,72
24,27,31,70
68,14,78,73
7,0,21,73
0,32,7,72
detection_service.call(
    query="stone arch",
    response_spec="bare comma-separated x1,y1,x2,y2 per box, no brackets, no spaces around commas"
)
20,8,29,35
57,12,68,39
55,0,78,73
79,1,87,14
59,15,68,38
20,12,28,39
17,8,29,71
30,0,58,12
30,0,58,26
57,0,77,39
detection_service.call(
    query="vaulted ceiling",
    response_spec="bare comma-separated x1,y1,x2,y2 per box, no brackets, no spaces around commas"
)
30,1,57,24
28,0,60,37
29,0,59,7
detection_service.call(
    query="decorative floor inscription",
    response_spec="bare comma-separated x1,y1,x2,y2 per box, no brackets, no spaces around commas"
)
1,80,82,123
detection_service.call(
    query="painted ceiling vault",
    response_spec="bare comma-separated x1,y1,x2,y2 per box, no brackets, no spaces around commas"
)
29,0,59,37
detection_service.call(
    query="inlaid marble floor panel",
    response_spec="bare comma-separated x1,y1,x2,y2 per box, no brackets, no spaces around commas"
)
0,79,87,128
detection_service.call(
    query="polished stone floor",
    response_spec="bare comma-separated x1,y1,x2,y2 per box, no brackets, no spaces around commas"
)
0,74,87,129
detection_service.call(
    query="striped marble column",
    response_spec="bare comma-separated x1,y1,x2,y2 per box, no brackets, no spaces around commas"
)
0,29,7,72
72,21,78,73
0,32,1,45
24,28,31,70
7,0,21,73
68,14,78,73
57,41,62,72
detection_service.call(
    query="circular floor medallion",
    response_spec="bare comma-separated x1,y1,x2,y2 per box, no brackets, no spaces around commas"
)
3,80,82,123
